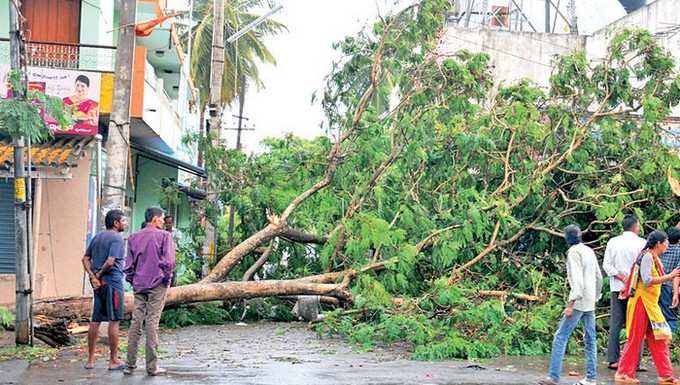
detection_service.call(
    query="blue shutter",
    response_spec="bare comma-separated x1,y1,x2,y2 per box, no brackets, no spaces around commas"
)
0,180,16,274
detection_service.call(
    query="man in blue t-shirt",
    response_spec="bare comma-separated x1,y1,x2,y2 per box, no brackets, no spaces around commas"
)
82,209,128,370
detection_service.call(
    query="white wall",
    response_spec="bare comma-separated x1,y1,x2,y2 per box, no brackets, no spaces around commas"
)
586,0,680,119
440,26,586,90
142,59,184,154
442,0,679,115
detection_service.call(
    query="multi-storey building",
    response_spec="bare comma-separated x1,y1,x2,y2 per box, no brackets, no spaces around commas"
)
0,0,203,304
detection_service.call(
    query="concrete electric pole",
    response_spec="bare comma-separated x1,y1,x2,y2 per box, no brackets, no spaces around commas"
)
101,0,137,222
9,0,31,346
202,0,226,265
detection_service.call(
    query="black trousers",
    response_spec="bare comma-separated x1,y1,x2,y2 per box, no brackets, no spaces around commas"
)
608,291,644,364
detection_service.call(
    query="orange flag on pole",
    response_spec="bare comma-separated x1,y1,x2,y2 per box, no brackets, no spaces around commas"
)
135,12,180,37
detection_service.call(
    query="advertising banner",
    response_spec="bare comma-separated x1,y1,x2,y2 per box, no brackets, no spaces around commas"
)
0,65,102,136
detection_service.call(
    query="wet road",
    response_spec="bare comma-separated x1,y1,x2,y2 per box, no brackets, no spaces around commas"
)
0,322,669,384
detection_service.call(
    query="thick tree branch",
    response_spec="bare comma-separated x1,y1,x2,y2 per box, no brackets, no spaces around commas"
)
32,280,352,320
202,18,395,283
451,220,502,276
478,290,542,302
242,239,278,281
280,229,328,244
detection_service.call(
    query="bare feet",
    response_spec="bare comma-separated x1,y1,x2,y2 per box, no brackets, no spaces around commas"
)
84,361,96,370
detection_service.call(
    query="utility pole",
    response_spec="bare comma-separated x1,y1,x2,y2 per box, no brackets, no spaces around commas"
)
568,0,577,34
226,78,246,247
208,0,225,146
101,0,136,223
9,0,31,346
545,0,551,32
202,0,225,265
464,0,474,28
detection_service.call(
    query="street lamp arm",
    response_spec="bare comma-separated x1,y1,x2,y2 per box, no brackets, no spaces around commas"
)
226,4,283,44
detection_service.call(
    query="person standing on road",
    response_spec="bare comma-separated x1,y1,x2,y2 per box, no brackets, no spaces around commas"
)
123,207,175,376
538,224,603,385
615,230,680,384
603,214,647,370
81,209,128,370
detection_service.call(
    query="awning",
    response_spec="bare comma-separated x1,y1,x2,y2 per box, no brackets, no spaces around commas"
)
131,143,206,178
0,136,97,178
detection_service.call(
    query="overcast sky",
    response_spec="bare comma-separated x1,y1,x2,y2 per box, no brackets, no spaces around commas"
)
169,0,630,153
220,0,411,152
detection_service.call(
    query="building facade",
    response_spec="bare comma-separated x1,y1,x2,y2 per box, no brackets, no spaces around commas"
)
0,0,203,305
442,0,680,122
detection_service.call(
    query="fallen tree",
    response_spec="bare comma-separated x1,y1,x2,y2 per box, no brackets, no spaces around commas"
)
32,279,351,320
26,1,680,360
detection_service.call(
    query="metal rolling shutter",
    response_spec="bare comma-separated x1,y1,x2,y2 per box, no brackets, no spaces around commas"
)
0,180,16,274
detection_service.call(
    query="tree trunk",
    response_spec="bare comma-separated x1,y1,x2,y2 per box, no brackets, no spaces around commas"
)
201,222,283,283
242,239,276,281
32,280,351,320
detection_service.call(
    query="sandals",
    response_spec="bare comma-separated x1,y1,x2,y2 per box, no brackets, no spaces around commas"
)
108,363,126,371
659,377,680,385
615,374,640,384
148,367,167,376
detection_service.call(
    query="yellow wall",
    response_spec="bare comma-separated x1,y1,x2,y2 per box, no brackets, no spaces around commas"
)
99,46,147,118
99,73,114,114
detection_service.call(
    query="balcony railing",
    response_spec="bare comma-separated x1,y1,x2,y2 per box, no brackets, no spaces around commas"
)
0,39,116,72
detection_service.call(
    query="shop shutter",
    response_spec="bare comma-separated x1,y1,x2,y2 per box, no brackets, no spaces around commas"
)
0,180,16,274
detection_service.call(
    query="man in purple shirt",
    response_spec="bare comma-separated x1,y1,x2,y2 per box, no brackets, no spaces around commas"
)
123,207,175,376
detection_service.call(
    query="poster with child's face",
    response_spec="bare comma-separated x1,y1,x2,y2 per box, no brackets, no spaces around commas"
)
0,65,101,136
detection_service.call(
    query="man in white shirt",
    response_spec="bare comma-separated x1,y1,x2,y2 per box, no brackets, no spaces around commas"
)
602,214,646,369
538,224,603,385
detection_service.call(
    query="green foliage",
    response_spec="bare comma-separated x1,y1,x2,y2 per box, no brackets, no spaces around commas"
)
189,0,680,361
160,302,231,328
174,231,204,286
0,345,57,362
0,306,13,330
353,275,392,310
160,298,297,329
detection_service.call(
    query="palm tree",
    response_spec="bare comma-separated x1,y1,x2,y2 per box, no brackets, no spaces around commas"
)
189,0,286,109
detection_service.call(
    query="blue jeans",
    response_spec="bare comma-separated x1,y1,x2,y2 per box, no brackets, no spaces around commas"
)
548,309,597,382
659,284,679,333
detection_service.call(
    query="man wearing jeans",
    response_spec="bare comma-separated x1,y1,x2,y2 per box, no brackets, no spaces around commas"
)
123,207,175,376
538,224,603,385
602,214,646,369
